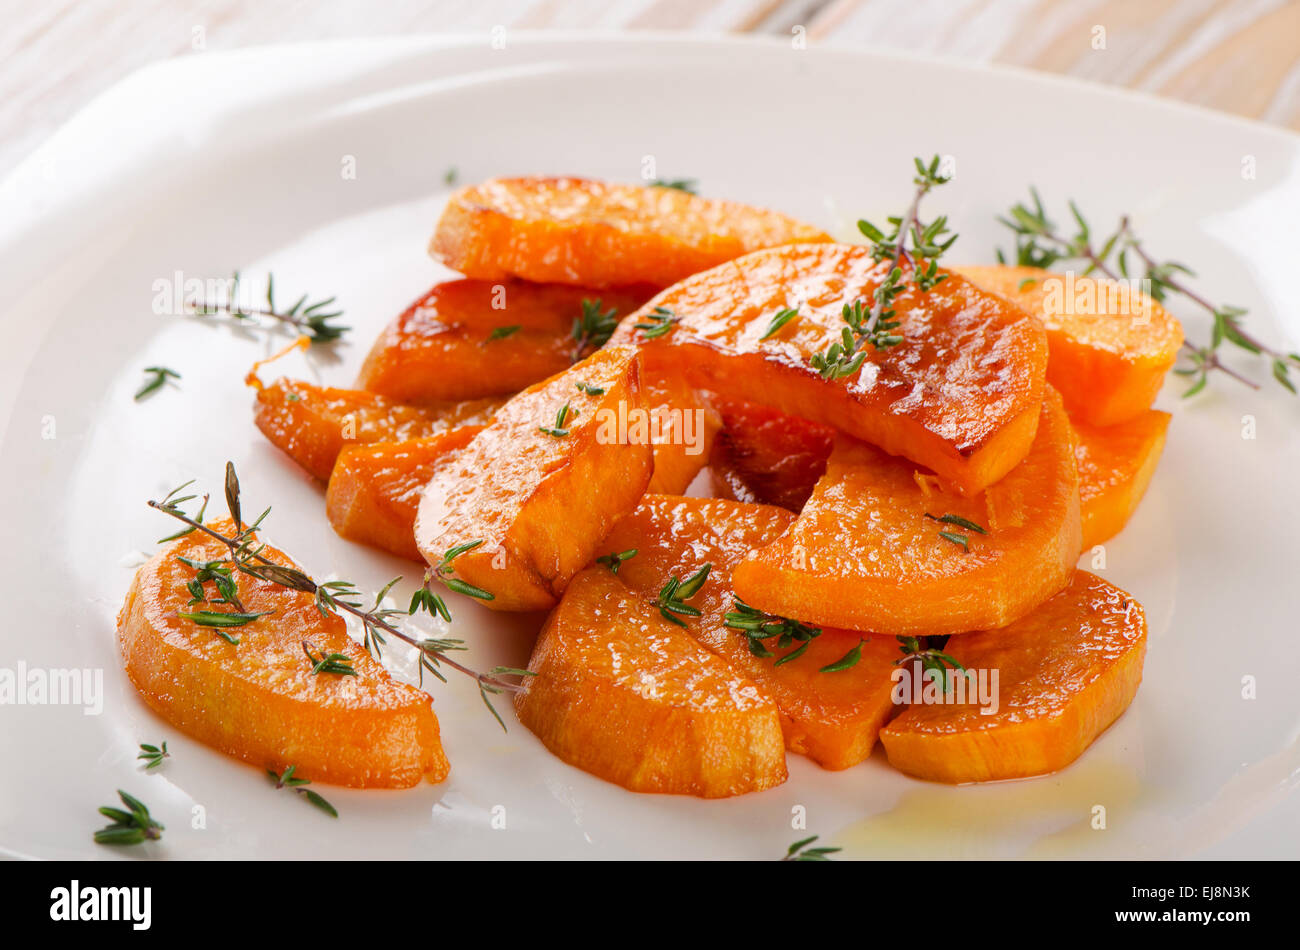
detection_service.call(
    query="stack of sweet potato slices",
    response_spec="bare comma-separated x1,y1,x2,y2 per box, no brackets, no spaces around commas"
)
238,176,1177,793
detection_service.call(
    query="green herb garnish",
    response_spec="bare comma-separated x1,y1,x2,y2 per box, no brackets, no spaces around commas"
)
596,548,638,574
996,188,1300,397
819,639,863,673
783,835,840,861
655,564,711,626
572,298,620,357
137,742,169,769
94,790,164,845
633,306,678,340
539,403,577,437
302,641,357,676
191,271,348,343
268,765,337,818
759,307,800,341
724,596,822,666
925,512,987,552
810,155,954,378
648,178,698,194
895,635,965,692
135,366,180,401
148,467,525,730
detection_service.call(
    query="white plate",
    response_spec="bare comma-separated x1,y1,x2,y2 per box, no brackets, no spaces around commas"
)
2,34,1298,861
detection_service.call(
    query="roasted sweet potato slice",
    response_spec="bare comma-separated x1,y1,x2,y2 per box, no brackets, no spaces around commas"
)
357,279,656,403
415,345,653,611
1073,410,1171,550
880,571,1146,783
706,397,834,511
644,372,720,495
958,265,1183,426
326,376,709,560
601,495,898,770
326,426,484,561
117,520,448,788
431,176,829,288
514,566,787,797
254,377,503,481
733,388,1081,637
611,244,1049,496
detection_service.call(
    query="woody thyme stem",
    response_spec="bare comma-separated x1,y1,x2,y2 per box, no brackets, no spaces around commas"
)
145,499,523,696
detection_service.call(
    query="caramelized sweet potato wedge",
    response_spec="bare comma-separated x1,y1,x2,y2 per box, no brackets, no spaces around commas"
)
733,388,1081,637
326,374,710,560
514,566,787,797
431,176,829,288
357,279,656,403
254,377,503,481
415,345,653,611
1074,410,1171,550
958,265,1183,426
601,496,899,771
643,372,720,495
880,571,1146,783
117,520,448,788
612,244,1049,496
326,427,484,561
706,397,834,511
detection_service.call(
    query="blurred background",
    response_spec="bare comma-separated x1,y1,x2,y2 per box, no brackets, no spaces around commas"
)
5,0,1299,177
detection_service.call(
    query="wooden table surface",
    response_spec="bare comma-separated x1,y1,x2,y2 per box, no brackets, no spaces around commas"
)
5,0,1298,177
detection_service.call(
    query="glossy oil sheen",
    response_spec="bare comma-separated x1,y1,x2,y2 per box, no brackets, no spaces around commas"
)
431,176,830,288
117,520,448,788
415,345,653,610
254,377,504,480
602,495,899,771
734,388,1081,637
514,566,787,797
881,571,1147,783
1073,409,1171,550
612,244,1049,495
959,265,1184,426
357,278,655,403
327,426,484,561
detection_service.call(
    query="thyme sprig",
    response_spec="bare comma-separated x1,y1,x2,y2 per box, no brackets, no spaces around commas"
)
93,790,164,846
596,548,638,574
135,366,180,401
302,642,357,677
783,835,840,861
539,403,577,438
760,307,800,341
647,178,698,194
430,540,496,601
654,564,711,626
147,465,529,730
819,639,863,673
633,306,678,340
572,298,620,358
896,635,965,692
996,189,1300,396
268,765,337,818
724,596,822,665
190,271,348,344
810,155,955,379
137,742,169,769
925,512,987,552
